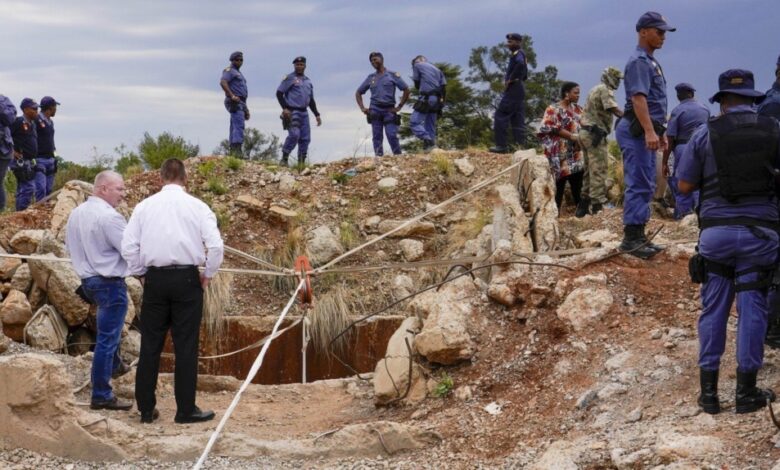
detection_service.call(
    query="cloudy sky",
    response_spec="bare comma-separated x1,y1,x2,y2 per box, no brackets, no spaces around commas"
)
1,0,776,164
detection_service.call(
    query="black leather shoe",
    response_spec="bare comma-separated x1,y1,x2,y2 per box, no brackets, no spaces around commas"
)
736,369,776,414
590,203,603,215
140,409,160,423
174,406,215,424
488,146,510,154
90,397,133,411
111,361,131,379
575,198,591,218
698,368,720,414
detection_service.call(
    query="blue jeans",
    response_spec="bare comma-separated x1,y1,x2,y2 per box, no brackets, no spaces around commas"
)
698,226,779,372
82,276,128,402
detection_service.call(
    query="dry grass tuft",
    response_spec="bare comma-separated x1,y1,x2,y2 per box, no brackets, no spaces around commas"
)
444,207,492,255
259,226,305,293
308,284,356,354
203,271,233,339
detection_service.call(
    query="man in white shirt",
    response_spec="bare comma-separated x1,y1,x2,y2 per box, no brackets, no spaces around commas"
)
66,170,133,411
122,158,224,424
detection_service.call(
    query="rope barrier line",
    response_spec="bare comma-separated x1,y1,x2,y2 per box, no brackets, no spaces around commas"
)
193,278,305,470
313,160,524,273
223,245,291,273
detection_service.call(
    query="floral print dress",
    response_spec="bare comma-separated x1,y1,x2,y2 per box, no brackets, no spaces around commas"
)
538,102,583,180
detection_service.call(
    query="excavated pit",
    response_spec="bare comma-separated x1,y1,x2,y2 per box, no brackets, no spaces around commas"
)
161,315,403,384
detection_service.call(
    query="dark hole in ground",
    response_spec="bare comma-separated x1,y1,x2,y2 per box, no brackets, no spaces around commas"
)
161,315,403,385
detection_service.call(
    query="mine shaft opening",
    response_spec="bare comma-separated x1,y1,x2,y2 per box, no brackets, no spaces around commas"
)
161,315,403,385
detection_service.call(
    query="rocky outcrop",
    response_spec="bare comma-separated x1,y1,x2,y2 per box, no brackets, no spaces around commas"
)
9,230,45,255
392,274,414,300
306,225,344,266
0,289,33,342
374,317,426,405
28,255,90,327
557,274,614,331
25,305,68,352
513,149,559,251
10,263,32,293
50,181,93,242
399,239,424,261
411,276,477,365
377,220,436,239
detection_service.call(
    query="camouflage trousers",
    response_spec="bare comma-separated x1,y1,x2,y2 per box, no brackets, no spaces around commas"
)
580,127,609,205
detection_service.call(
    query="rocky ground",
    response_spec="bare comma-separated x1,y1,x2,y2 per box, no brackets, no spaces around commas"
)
1,150,780,469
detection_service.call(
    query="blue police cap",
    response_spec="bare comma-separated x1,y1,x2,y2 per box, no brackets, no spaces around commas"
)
40,96,60,108
674,83,695,94
292,56,306,64
20,98,38,110
369,52,383,61
636,11,676,32
709,69,766,104
229,51,243,61
506,32,523,41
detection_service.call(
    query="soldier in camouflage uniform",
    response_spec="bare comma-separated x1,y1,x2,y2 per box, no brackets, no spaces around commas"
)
576,67,624,217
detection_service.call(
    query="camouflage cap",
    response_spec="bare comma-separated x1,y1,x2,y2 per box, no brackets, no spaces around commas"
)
601,67,623,89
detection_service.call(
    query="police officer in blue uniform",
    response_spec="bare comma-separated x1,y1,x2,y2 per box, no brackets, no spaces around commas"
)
661,83,710,220
757,54,780,120
0,95,16,211
616,12,676,259
490,33,528,154
220,51,249,156
277,56,322,166
10,98,40,211
355,52,410,157
758,54,780,349
36,96,60,199
677,69,780,415
410,55,446,152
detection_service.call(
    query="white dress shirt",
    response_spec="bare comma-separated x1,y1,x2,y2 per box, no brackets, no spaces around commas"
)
121,184,224,278
66,196,128,279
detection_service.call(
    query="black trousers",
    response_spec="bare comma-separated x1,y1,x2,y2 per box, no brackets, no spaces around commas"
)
555,172,584,209
135,266,203,415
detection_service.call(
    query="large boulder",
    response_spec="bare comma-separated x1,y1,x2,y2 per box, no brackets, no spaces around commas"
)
125,276,143,319
10,263,32,293
513,150,559,252
557,286,614,331
50,181,93,242
0,289,33,341
37,230,68,258
374,317,427,405
377,220,436,239
492,184,533,255
28,255,90,326
25,305,68,352
9,230,45,255
411,276,477,365
0,257,22,281
392,274,414,300
305,225,344,266
399,239,424,261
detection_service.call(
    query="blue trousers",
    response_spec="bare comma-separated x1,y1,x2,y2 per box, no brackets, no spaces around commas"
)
667,174,698,220
493,87,525,148
616,119,656,225
224,99,246,145
698,226,778,372
11,159,37,211
0,156,10,211
282,110,311,157
369,107,401,156
82,276,128,402
410,96,440,143
35,156,56,200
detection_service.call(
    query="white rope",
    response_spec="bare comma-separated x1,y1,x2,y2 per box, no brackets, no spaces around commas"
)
192,279,305,470
314,160,523,273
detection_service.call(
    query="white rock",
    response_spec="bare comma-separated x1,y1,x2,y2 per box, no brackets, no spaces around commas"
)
556,287,614,331
305,225,344,266
484,402,502,415
655,432,721,460
373,317,426,405
573,229,618,248
378,177,398,191
453,157,474,177
392,275,414,300
278,174,297,192
399,239,424,261
9,230,45,255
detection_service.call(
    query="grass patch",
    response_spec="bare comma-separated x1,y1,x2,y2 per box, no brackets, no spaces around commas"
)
308,284,354,354
213,207,231,228
432,372,454,398
431,154,454,176
223,155,244,171
198,160,219,178
330,172,349,185
206,176,228,195
339,221,359,249
262,226,305,293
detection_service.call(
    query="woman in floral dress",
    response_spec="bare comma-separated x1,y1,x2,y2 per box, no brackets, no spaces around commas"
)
538,81,584,211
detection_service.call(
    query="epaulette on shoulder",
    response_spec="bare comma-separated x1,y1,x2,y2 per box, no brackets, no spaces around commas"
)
224,67,231,72
394,72,401,78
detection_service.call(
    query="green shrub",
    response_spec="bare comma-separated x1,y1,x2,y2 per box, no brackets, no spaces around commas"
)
138,132,199,169
206,176,227,195
223,155,244,171
432,372,454,398
198,160,218,178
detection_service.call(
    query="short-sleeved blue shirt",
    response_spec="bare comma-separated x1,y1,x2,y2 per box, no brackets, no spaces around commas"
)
676,105,780,221
11,116,38,159
667,98,710,141
221,65,247,98
623,46,668,122
357,70,408,108
412,62,446,94
277,73,313,109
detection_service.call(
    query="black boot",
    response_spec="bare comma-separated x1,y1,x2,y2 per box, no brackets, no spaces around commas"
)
698,368,720,414
591,202,603,215
489,146,510,154
298,153,307,166
619,225,657,260
735,369,776,414
575,198,590,218
766,303,780,349
639,224,664,254
280,152,290,167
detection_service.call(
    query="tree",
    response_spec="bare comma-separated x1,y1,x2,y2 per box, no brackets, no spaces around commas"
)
138,131,199,169
214,127,281,161
113,143,143,176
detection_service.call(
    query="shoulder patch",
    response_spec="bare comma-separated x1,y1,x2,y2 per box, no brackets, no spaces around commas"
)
224,67,231,72
394,72,401,78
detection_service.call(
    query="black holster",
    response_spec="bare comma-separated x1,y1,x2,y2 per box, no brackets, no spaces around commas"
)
12,160,35,183
689,253,706,284
583,125,608,147
625,109,666,138
280,113,291,130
